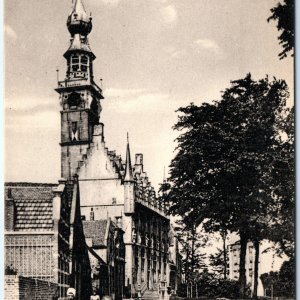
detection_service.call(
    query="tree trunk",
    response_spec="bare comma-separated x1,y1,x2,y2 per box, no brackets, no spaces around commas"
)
253,239,260,299
239,232,248,298
190,225,196,274
222,231,227,280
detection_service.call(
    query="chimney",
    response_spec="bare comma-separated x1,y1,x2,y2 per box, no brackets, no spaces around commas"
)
93,122,105,142
134,153,143,174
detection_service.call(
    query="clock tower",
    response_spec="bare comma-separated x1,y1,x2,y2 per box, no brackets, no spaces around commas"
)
55,0,104,179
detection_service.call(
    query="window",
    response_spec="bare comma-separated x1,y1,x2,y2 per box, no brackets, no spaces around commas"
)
70,54,88,73
81,55,88,72
71,55,80,71
71,122,78,141
81,55,88,65
112,197,116,205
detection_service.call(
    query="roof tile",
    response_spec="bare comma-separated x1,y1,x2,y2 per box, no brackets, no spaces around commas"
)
83,220,108,247
5,183,58,231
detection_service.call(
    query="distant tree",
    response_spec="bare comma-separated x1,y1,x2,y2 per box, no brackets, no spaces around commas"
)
173,219,207,286
277,255,295,297
260,256,295,298
209,232,228,280
268,0,294,59
195,269,241,299
163,74,290,298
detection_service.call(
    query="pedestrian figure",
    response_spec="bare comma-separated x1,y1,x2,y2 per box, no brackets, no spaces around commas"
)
67,288,76,299
170,290,176,300
91,290,100,300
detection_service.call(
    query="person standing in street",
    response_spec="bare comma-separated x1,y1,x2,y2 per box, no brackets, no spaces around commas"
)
90,290,100,300
67,288,76,299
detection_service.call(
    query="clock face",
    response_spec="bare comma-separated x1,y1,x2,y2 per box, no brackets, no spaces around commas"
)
68,92,81,107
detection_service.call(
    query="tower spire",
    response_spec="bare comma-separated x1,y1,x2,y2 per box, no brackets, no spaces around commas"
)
56,0,103,180
124,133,133,181
67,0,92,37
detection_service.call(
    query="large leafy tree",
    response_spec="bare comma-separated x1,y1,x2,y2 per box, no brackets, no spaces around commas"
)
163,74,290,297
266,106,294,257
268,0,294,59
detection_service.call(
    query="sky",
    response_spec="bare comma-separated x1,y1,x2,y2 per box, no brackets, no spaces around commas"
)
4,0,294,190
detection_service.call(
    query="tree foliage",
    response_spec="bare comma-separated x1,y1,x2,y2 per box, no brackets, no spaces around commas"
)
196,269,241,299
260,256,295,298
268,0,294,59
173,220,207,283
163,73,291,297
209,231,228,280
266,107,294,257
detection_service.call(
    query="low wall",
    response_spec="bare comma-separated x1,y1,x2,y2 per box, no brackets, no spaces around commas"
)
5,275,58,300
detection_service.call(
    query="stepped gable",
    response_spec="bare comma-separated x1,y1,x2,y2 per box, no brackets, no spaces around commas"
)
132,156,158,206
83,219,108,247
75,132,126,178
107,149,124,175
5,182,58,231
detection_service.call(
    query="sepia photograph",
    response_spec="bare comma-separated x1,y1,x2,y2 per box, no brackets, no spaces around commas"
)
4,0,294,299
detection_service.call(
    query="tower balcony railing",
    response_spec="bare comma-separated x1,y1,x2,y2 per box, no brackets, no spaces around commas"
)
57,78,90,89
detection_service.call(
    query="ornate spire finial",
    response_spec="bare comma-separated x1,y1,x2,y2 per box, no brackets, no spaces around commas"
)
67,0,92,37
124,134,133,182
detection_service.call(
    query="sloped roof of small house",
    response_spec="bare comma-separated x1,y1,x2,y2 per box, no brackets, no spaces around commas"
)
5,182,58,231
83,219,108,247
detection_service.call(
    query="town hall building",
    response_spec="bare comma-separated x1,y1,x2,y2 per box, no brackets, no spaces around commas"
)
55,0,180,299
5,1,181,299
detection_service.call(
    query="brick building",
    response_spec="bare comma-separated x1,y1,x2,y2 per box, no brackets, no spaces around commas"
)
54,0,181,299
4,178,92,300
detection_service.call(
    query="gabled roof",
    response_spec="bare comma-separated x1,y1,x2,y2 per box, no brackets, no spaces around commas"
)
87,247,106,266
83,219,108,247
5,182,58,231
